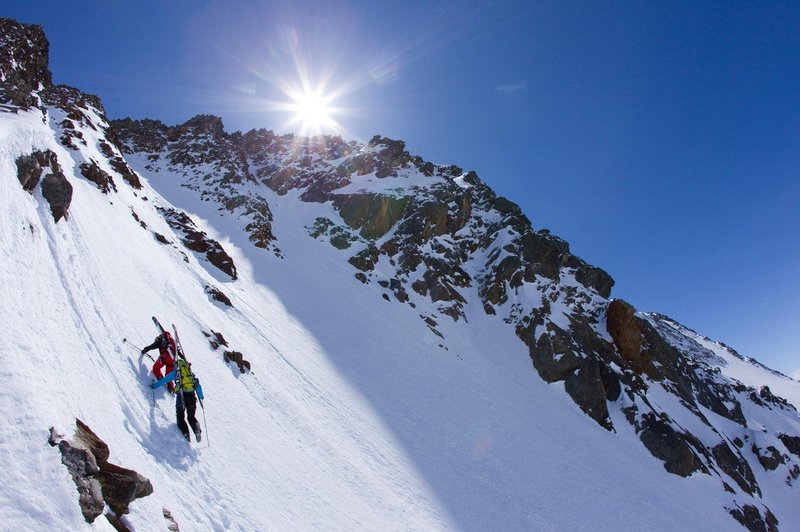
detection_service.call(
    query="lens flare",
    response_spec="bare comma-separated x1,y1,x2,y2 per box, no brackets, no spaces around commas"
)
287,88,338,136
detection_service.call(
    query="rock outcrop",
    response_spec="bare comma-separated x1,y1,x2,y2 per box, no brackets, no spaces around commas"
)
49,419,153,528
158,207,238,280
204,329,251,373
0,18,51,108
16,149,73,222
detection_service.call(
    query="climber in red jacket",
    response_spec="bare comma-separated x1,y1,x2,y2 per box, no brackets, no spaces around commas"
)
141,331,177,392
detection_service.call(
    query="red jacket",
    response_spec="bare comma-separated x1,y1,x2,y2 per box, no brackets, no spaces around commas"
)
143,333,177,382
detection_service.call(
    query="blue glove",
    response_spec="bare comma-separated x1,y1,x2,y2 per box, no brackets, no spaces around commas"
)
149,380,156,389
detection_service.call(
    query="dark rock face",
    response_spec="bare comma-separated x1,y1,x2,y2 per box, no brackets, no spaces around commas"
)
606,299,646,371
112,117,278,255
638,413,704,477
571,257,614,299
529,323,583,383
80,161,117,193
16,149,73,222
205,285,233,307
728,504,779,532
333,193,410,239
111,118,170,154
158,207,238,279
41,164,73,223
41,85,143,190
15,151,49,192
339,136,414,179
0,18,52,108
0,18,52,87
712,442,760,496
50,419,152,525
752,444,786,471
778,434,800,457
563,359,611,428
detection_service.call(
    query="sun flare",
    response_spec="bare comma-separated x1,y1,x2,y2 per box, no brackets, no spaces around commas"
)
287,88,339,136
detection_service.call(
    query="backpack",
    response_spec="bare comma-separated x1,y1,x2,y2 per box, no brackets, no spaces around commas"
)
175,359,196,393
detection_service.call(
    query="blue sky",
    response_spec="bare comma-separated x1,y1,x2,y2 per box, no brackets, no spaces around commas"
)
5,1,799,377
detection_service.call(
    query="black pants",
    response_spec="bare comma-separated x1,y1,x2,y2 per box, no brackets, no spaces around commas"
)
176,391,200,438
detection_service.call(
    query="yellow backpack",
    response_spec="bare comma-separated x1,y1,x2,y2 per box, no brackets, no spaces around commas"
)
175,359,196,392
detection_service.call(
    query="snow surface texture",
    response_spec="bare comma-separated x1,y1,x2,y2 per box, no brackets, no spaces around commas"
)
1,25,799,532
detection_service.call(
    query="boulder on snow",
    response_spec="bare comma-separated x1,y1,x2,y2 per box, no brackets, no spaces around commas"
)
224,350,252,374
96,461,153,515
50,419,152,524
204,330,251,373
205,285,233,307
56,439,104,522
163,508,181,531
41,166,74,222
75,418,110,464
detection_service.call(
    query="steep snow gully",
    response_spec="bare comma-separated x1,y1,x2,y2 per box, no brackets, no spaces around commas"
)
1,18,799,531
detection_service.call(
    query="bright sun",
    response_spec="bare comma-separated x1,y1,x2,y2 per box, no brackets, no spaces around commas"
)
288,89,338,136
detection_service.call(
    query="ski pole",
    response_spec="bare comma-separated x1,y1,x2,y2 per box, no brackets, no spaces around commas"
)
122,338,142,351
123,338,155,361
199,398,209,448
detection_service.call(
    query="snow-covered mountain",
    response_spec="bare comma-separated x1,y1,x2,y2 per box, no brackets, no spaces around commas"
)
1,18,798,531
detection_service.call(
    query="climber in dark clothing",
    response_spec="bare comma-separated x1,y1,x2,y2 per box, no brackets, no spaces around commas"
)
151,358,204,442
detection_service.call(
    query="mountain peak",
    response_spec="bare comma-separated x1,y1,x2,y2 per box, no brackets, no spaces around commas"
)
178,114,226,137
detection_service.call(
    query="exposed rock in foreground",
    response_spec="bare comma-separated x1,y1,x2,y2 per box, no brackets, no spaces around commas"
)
49,419,153,529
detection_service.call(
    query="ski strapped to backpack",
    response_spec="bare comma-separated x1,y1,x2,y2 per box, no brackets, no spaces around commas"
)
152,316,179,360
173,323,208,444
149,318,209,445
